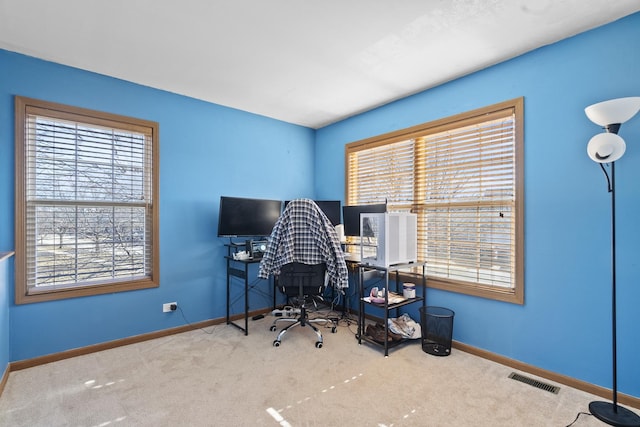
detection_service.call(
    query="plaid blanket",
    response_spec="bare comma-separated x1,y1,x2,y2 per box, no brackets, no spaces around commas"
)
258,199,348,289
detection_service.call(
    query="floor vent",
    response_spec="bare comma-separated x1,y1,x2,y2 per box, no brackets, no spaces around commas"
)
508,372,560,394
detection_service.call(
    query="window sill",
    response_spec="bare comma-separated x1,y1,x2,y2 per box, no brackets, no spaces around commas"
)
398,270,523,305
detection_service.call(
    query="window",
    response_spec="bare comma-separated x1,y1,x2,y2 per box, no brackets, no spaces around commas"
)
346,98,523,304
14,97,160,304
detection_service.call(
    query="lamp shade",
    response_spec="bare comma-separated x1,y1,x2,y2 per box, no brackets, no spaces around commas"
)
587,132,626,163
585,96,640,126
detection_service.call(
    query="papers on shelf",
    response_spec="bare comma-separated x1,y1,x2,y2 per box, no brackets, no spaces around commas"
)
362,291,407,304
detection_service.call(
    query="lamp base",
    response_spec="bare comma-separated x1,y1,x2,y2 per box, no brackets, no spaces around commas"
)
589,401,640,427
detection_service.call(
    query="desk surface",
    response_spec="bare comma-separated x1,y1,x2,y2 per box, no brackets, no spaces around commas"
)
225,255,263,264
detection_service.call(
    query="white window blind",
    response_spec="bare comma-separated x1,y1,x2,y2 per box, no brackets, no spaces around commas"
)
418,116,515,289
15,97,159,303
346,99,523,301
347,139,415,209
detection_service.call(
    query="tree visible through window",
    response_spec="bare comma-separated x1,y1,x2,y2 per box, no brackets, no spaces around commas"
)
15,97,159,304
346,98,523,304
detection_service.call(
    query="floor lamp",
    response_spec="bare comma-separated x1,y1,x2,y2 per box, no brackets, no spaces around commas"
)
584,96,640,427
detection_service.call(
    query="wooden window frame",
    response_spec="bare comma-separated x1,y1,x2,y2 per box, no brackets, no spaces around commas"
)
345,98,524,304
14,96,160,304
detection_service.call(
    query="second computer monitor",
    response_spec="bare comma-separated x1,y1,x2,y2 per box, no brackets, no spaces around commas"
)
342,203,387,237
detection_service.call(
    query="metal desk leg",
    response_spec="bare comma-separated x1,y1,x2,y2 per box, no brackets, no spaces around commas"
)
226,258,231,325
243,262,249,335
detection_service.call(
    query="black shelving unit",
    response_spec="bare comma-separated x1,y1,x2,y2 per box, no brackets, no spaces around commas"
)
357,262,426,356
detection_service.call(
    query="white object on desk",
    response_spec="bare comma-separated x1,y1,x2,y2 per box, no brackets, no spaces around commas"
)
343,252,361,262
335,224,346,244
402,282,416,298
233,251,250,260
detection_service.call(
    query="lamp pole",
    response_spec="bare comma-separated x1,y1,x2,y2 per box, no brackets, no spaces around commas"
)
610,161,618,412
588,160,640,427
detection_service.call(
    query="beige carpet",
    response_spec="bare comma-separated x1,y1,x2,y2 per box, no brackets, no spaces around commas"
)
0,311,633,426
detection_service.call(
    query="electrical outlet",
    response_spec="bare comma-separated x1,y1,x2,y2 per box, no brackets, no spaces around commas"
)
162,302,177,313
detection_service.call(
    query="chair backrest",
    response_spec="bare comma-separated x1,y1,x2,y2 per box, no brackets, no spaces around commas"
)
277,262,327,298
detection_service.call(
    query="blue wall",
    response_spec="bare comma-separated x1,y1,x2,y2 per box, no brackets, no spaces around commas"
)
316,13,640,398
0,49,316,361
0,256,11,379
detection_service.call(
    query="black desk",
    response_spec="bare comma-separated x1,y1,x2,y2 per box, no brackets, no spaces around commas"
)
225,256,275,335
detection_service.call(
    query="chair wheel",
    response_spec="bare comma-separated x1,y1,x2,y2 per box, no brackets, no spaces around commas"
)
273,340,280,347
331,326,337,333
315,342,322,348
270,325,276,331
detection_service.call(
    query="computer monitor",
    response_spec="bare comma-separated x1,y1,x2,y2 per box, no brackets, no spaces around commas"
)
312,200,341,226
217,196,282,237
283,200,342,226
342,203,387,237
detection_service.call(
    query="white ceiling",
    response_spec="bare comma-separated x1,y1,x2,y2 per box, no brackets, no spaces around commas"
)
1,0,639,129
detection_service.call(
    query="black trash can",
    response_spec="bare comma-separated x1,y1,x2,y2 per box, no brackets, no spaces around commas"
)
420,306,455,356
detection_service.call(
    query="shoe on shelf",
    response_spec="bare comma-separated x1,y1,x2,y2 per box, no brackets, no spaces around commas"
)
365,324,391,343
378,323,403,341
366,323,403,343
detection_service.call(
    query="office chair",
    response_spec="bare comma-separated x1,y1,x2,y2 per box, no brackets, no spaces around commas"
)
259,198,348,347
270,262,337,348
